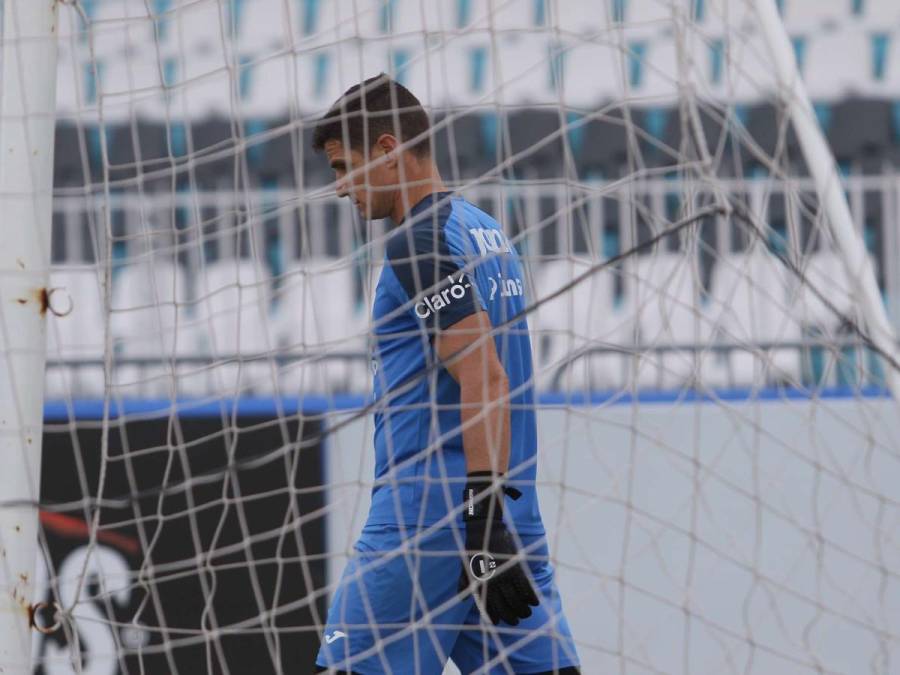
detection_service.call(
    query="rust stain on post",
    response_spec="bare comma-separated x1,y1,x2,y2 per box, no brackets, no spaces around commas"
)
10,586,28,613
13,289,50,315
37,288,50,316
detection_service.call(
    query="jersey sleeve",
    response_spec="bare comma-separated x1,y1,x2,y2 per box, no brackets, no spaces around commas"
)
385,217,484,332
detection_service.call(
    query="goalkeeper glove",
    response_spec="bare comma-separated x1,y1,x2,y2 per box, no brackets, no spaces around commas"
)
457,471,540,625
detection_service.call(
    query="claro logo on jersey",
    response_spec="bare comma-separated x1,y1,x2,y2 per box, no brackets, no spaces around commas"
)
414,272,472,319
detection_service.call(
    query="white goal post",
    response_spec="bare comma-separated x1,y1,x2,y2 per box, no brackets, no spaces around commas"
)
2,0,900,673
0,0,59,668
754,0,900,396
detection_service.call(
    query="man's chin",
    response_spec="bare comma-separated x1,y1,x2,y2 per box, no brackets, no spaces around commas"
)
358,205,390,221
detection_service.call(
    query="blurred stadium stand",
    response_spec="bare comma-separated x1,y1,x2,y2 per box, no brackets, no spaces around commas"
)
46,0,900,395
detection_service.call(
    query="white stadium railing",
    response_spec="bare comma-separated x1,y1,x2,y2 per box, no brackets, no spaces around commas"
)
46,176,900,396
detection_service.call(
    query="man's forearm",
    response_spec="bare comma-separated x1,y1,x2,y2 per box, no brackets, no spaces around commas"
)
459,369,511,475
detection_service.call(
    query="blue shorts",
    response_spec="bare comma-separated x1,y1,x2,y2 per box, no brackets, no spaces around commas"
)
315,525,579,674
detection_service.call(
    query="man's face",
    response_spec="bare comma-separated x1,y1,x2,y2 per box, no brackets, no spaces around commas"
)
324,138,396,220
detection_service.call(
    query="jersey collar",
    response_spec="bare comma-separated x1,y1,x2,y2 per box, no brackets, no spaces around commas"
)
400,191,455,225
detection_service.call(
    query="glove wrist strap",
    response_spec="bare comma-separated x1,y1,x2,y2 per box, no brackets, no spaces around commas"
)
462,471,522,522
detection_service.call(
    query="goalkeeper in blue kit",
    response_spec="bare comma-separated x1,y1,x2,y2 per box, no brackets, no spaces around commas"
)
313,74,580,674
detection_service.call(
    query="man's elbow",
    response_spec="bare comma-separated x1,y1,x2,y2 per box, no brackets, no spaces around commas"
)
486,360,509,392
458,358,508,396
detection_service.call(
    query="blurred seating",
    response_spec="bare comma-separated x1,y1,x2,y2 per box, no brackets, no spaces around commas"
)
105,122,169,185
553,2,607,35
51,3,900,121
507,110,566,179
54,124,91,188
238,54,296,120
188,118,242,189
578,108,633,178
496,33,559,105
532,257,628,391
485,0,538,31
49,95,900,188
858,0,900,27
177,53,234,124
635,38,679,99
562,42,625,109
390,0,449,34
274,258,363,394
46,268,108,398
193,258,276,396
44,242,890,397
258,121,317,187
110,256,192,398
802,29,870,100
661,105,732,170
433,111,496,180
780,0,848,28
326,0,384,38
706,248,803,387
827,99,893,169
791,248,882,388
744,102,801,169
88,0,155,61
618,0,673,30
43,0,900,398
882,35,900,97
622,251,716,389
794,249,860,332
240,0,293,53
417,39,492,109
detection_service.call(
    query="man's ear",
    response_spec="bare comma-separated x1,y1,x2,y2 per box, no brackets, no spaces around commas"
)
375,134,400,168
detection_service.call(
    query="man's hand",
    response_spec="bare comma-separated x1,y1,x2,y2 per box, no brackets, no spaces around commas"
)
457,472,539,625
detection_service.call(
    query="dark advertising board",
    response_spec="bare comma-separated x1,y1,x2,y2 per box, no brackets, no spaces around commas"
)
34,406,326,674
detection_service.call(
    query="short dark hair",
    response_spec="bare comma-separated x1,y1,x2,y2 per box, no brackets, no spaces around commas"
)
312,74,432,157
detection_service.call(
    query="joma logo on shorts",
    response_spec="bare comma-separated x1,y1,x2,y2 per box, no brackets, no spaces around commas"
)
325,630,347,644
414,273,472,319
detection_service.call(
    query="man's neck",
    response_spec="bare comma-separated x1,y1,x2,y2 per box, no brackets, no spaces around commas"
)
391,176,447,224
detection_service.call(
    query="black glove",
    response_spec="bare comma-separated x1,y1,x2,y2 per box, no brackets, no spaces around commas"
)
457,472,540,625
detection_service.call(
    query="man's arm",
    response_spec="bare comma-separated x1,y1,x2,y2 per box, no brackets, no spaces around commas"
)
438,311,539,625
435,311,510,475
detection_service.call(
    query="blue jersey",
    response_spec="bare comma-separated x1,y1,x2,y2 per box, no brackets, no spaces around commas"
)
366,192,543,534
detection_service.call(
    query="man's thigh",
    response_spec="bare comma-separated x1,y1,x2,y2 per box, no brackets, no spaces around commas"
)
315,526,472,674
449,536,580,675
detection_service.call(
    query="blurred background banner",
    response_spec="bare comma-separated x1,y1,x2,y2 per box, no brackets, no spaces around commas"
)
35,407,325,674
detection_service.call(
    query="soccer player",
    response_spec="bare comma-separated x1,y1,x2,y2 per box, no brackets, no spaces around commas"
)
312,74,580,674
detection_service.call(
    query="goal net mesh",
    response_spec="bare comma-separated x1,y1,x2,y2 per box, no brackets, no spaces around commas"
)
25,0,900,672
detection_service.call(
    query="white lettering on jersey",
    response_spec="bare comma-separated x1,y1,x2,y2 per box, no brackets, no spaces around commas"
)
469,227,514,257
488,273,524,301
414,273,472,319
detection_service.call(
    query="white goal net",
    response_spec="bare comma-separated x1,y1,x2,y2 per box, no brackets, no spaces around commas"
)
1,0,898,673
